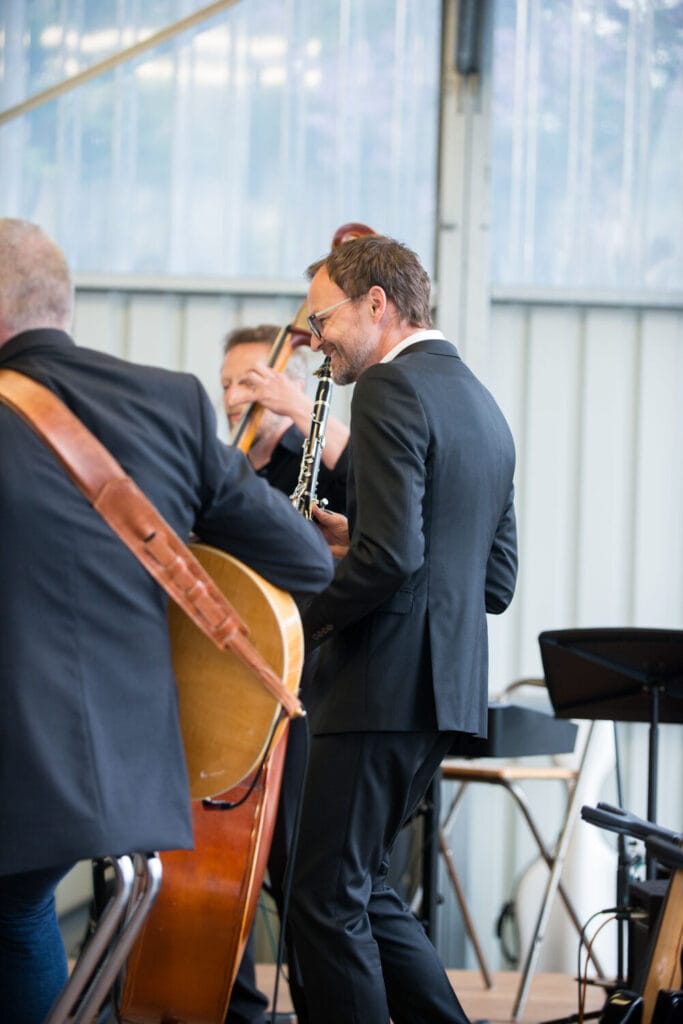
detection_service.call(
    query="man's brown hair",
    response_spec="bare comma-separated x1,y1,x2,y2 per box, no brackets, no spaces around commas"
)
307,235,432,328
222,324,307,382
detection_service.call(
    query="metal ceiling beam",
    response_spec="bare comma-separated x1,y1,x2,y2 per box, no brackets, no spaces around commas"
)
0,0,242,127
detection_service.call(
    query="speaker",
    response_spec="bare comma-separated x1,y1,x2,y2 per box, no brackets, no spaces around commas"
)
601,991,643,1024
652,990,683,1024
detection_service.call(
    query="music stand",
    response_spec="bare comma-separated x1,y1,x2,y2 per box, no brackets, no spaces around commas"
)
539,628,683,825
540,628,683,1000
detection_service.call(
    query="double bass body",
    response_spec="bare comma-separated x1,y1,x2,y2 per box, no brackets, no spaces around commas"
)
119,738,287,1024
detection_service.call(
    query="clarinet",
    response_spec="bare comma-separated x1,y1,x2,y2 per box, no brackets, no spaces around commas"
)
290,356,333,520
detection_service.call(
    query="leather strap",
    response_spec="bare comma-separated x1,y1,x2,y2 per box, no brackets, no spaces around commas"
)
0,367,302,718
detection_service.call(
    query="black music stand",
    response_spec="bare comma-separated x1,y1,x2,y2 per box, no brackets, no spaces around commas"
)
539,628,683,826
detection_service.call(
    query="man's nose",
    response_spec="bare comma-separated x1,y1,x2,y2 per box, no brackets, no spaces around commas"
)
225,383,247,408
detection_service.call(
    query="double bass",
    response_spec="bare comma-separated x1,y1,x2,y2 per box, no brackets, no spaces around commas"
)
119,223,376,1024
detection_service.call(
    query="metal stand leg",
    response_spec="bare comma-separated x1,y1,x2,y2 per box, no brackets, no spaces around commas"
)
512,722,596,1020
439,766,604,992
439,827,494,988
421,773,442,941
505,780,604,979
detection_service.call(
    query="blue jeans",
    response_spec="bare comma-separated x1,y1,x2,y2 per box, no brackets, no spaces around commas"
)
0,863,72,1024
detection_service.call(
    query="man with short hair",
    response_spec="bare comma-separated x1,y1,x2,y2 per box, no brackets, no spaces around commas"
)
0,218,334,1024
288,234,518,1024
221,324,349,497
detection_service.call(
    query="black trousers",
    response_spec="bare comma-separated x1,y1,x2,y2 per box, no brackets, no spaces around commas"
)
288,730,471,1024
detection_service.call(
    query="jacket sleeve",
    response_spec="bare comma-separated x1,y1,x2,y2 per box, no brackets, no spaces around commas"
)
485,483,517,614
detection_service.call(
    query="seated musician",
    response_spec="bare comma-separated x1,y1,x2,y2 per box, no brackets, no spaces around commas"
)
221,324,349,486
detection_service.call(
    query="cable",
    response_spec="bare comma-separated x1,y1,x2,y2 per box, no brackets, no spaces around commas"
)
269,712,311,1024
576,907,619,1022
495,899,521,967
579,914,617,1024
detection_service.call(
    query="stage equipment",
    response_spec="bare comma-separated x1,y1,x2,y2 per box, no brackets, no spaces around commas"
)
539,628,683,827
582,804,683,1024
436,680,596,1019
45,853,161,1024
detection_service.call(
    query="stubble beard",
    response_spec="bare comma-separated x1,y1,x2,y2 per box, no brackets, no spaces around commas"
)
330,357,355,386
328,335,375,386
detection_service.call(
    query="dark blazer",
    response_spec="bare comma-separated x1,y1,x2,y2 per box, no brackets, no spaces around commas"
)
303,338,517,737
0,329,333,877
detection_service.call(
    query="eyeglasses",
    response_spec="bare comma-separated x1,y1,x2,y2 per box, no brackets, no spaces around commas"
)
307,296,353,340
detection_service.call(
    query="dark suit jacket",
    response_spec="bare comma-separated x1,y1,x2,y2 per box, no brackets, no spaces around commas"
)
0,329,333,877
303,338,517,737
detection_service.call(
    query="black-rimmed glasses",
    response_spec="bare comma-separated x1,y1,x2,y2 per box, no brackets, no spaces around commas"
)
307,296,352,340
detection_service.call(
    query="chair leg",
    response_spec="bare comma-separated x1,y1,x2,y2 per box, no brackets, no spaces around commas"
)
506,779,605,979
45,855,135,1024
45,852,162,1024
439,828,494,988
73,853,162,1024
440,780,495,986
441,780,469,836
512,722,597,1020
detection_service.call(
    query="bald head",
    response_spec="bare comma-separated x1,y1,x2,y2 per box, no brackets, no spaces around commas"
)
0,218,74,346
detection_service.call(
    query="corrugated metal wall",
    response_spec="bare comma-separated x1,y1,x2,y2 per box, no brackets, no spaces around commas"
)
72,277,354,434
486,296,683,682
71,279,683,972
456,293,683,976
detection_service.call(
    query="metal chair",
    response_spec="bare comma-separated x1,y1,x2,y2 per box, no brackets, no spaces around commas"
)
439,680,603,1019
45,851,162,1024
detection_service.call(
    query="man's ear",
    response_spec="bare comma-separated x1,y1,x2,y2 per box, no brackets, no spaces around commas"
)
368,285,387,321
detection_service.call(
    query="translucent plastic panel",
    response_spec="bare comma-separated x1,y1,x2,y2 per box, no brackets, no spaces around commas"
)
0,0,441,277
491,0,683,291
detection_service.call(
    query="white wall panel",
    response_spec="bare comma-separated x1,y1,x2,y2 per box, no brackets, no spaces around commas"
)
468,297,683,974
180,294,239,430
484,303,528,691
72,290,128,358
72,282,354,439
126,293,183,368
516,306,584,670
577,310,638,626
633,312,683,626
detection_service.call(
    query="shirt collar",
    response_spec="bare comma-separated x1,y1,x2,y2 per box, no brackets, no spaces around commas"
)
380,329,449,363
0,328,75,365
